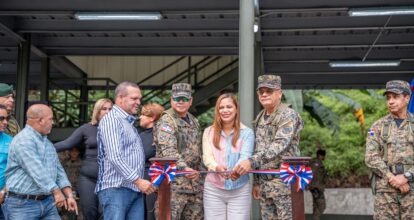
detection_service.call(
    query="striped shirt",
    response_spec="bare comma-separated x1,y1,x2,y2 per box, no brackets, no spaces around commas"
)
5,125,71,195
96,105,145,193
202,123,254,190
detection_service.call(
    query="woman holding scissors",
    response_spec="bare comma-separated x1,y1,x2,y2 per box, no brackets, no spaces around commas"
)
202,93,254,220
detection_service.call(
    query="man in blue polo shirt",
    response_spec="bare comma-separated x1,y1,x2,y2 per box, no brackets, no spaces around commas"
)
0,104,12,220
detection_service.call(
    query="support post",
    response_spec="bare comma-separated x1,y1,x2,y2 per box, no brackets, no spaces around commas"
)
40,57,49,102
239,0,255,126
149,157,178,220
282,157,311,220
79,79,88,125
16,35,31,128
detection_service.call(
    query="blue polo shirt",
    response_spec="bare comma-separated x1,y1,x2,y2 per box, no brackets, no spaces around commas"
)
0,132,12,189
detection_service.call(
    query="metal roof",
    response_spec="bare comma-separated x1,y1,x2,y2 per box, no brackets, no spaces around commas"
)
0,0,413,88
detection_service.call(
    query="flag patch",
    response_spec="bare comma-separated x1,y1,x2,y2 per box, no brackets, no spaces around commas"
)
161,125,174,134
367,128,375,137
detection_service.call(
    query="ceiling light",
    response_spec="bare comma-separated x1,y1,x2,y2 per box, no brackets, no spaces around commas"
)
348,6,414,16
74,12,162,20
329,60,401,68
253,24,259,33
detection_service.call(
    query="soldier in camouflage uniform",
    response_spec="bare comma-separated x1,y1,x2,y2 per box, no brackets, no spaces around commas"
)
60,148,83,220
365,80,414,220
234,75,304,220
309,149,327,220
153,83,203,220
0,83,20,136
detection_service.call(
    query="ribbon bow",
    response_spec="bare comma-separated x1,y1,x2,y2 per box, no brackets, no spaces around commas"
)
148,162,177,187
278,163,313,191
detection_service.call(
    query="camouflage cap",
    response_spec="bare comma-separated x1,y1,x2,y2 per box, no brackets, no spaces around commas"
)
0,83,13,97
384,80,411,95
172,83,192,98
257,75,281,90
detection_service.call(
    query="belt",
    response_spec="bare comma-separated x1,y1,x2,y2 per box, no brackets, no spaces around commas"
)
7,192,50,201
260,174,277,181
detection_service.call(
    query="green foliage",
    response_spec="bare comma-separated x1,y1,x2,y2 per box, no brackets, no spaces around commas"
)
197,108,215,131
300,89,387,177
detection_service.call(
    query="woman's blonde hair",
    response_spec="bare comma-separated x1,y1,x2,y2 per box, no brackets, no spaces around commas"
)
212,93,240,149
91,98,113,125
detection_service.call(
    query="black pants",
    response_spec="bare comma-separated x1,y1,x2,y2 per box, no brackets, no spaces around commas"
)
144,167,156,220
78,175,102,220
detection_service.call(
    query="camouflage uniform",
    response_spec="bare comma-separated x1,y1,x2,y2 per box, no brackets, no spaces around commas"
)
250,75,304,220
153,83,203,220
60,154,83,220
0,83,20,137
309,158,327,220
5,115,20,137
365,80,414,220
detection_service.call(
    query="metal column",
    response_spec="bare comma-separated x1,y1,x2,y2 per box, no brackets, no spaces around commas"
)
15,35,31,128
239,0,255,126
40,57,49,102
79,79,88,124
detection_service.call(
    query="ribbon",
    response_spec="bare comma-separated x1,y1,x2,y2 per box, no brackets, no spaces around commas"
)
148,162,313,191
148,162,177,187
278,163,313,191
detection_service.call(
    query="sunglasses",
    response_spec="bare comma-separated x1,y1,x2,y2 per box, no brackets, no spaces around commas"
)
173,97,190,102
0,116,10,121
257,88,277,96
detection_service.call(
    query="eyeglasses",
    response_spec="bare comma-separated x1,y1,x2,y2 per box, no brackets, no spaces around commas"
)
173,97,190,102
257,88,277,96
0,116,10,121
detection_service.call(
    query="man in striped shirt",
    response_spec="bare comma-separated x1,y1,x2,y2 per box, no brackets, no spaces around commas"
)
96,81,155,220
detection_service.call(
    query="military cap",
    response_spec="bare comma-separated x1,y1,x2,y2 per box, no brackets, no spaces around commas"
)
257,75,281,90
384,80,411,95
172,83,192,98
0,83,13,97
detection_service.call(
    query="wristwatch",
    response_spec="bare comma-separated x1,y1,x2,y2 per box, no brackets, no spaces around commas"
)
404,171,413,182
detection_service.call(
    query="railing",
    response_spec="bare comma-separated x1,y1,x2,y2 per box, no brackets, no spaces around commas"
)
49,77,117,127
141,56,239,111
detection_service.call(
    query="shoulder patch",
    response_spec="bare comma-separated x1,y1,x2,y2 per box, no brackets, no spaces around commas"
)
160,124,174,134
367,128,375,137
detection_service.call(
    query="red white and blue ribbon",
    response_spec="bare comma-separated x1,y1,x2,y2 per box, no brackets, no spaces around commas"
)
148,162,313,191
277,163,313,191
148,162,177,187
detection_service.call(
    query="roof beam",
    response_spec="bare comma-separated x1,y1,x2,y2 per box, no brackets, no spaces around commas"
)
32,36,239,47
265,61,414,73
0,0,239,11
262,33,414,47
261,16,414,30
42,47,238,56
16,19,239,33
260,0,414,9
263,47,414,61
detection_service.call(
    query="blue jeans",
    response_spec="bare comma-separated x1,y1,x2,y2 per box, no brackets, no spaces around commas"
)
0,205,5,220
3,195,59,220
98,187,144,220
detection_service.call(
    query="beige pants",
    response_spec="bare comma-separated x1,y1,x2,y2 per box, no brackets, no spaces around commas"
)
203,181,251,220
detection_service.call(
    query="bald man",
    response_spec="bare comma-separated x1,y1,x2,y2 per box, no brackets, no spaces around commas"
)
3,104,77,220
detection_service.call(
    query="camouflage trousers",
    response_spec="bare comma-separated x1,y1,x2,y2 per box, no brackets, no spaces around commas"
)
259,178,292,220
310,189,326,220
156,191,203,220
374,191,414,220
